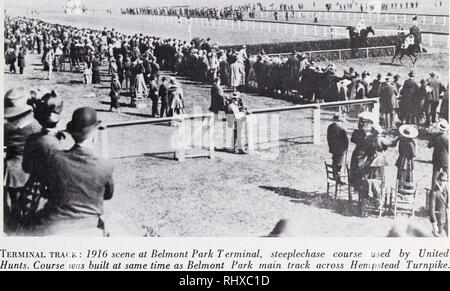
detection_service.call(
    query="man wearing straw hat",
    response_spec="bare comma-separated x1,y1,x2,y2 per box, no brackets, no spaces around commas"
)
428,119,449,188
327,113,349,184
429,172,449,237
34,107,114,236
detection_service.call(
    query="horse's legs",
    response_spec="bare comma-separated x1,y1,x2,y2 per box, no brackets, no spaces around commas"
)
399,53,404,65
391,52,397,64
408,54,415,65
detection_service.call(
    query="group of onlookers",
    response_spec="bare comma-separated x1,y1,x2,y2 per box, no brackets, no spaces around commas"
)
327,108,448,236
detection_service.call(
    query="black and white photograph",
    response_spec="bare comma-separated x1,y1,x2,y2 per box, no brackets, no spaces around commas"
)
2,0,449,240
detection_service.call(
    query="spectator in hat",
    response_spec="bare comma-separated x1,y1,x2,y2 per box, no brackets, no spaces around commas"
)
17,46,26,75
425,72,446,126
428,120,449,188
368,73,383,98
360,122,400,213
91,53,101,84
429,171,448,237
396,124,418,182
33,107,114,236
226,92,247,154
169,77,184,118
4,88,42,230
159,77,170,117
379,73,398,129
399,70,420,124
210,77,226,115
327,113,349,184
148,75,159,118
349,112,372,188
22,91,72,225
109,73,122,113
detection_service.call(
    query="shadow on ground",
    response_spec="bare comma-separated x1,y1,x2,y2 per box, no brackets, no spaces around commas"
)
259,185,361,217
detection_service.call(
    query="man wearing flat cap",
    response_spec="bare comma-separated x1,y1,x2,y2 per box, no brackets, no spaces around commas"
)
35,107,114,235
327,113,349,184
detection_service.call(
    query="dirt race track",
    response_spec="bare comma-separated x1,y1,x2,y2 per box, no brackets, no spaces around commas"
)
4,49,448,237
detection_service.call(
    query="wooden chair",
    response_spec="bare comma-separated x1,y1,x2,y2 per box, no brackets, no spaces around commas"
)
325,162,348,200
391,181,418,218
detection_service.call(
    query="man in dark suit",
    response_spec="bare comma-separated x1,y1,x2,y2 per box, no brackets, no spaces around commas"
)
429,172,448,237
426,72,446,126
159,77,170,117
400,70,419,124
35,107,114,236
209,77,225,115
428,120,449,188
327,113,349,184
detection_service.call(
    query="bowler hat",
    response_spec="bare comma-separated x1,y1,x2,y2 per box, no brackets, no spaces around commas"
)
333,113,346,122
66,107,101,138
408,70,415,77
4,87,33,119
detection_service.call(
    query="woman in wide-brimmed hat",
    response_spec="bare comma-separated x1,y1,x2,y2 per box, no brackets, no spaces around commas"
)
4,88,42,231
396,125,418,182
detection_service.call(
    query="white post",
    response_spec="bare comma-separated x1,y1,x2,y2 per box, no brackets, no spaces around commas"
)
304,25,307,35
429,33,433,47
423,15,426,25
208,116,215,159
372,99,380,119
404,15,407,23
176,120,186,161
294,24,297,35
433,16,436,25
246,115,257,155
314,25,317,36
386,13,389,23
268,22,271,32
323,26,327,37
313,106,321,145
285,23,288,34
276,22,280,33
394,14,397,22
260,21,263,32
332,12,334,20
377,13,380,22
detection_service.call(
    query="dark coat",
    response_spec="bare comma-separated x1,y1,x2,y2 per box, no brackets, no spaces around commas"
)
210,83,225,112
379,83,398,114
43,144,114,221
428,132,449,168
399,78,420,117
327,122,349,155
4,116,42,188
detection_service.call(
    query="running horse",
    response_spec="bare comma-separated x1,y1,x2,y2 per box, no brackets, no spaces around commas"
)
391,34,418,65
347,26,375,56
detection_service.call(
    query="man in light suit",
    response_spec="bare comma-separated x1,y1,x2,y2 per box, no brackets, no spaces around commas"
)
35,107,114,236
426,72,446,126
327,113,349,184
